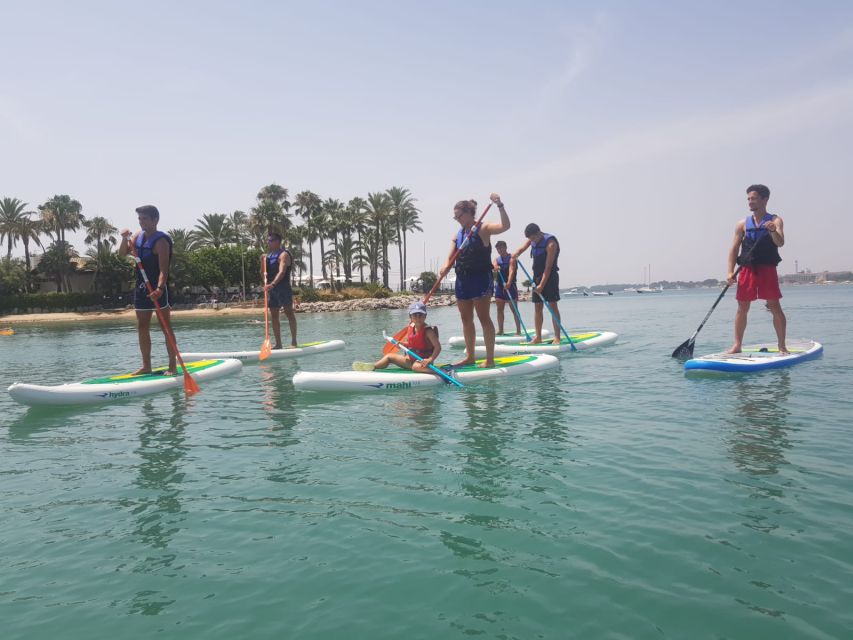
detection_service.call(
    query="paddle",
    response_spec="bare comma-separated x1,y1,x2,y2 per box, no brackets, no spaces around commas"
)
259,258,272,361
496,268,531,341
128,243,200,395
517,260,577,351
383,331,464,388
671,222,766,360
382,202,494,355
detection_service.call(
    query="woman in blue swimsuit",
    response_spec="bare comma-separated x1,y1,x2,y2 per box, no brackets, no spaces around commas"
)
440,193,510,367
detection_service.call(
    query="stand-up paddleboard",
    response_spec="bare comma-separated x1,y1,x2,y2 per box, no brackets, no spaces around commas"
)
7,359,242,406
684,340,822,373
472,331,618,355
0,328,14,336
183,339,345,363
293,353,558,393
448,329,552,346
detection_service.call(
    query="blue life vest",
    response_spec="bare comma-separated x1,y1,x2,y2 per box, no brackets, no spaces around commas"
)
530,233,559,277
135,231,172,289
454,225,492,276
266,249,293,289
496,253,512,286
739,214,781,266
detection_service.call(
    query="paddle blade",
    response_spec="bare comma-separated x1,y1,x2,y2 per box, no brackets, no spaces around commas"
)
259,338,272,361
671,339,695,360
382,326,408,355
352,361,375,371
182,369,201,395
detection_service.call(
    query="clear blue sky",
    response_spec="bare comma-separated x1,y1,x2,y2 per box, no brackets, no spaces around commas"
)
3,0,852,285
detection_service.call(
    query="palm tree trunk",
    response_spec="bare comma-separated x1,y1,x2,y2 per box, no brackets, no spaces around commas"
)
403,231,408,291
319,238,327,280
357,229,364,284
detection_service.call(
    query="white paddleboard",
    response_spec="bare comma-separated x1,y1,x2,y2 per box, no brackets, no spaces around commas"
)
448,329,553,346
293,353,559,393
472,331,619,355
7,359,243,406
183,339,345,362
684,340,823,373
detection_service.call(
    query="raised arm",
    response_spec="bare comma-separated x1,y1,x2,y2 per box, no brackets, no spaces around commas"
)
766,215,784,247
481,192,510,238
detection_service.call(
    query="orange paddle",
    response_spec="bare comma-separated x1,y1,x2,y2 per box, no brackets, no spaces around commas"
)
259,258,272,360
128,242,200,395
382,201,493,354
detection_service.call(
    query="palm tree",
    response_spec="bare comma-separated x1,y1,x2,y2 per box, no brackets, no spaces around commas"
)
319,198,346,282
167,228,198,293
399,203,423,290
16,214,44,290
0,198,28,259
251,184,291,245
294,190,322,287
83,216,118,253
347,197,368,284
82,216,118,293
256,184,291,214
168,228,199,253
229,210,249,246
37,241,78,292
38,195,84,292
365,191,392,286
387,187,420,290
194,213,231,248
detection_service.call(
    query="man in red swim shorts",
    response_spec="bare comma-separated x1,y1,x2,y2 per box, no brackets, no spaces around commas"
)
725,184,787,354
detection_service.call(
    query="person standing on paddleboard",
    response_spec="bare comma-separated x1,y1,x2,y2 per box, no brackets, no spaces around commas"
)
442,193,510,368
493,240,521,336
512,223,562,344
364,302,441,372
262,232,298,349
725,184,787,354
119,205,176,375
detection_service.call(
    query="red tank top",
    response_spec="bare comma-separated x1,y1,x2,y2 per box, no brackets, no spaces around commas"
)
406,324,433,358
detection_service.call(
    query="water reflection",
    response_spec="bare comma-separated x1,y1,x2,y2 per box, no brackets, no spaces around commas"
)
386,392,441,453
525,379,572,444
727,370,793,476
127,393,188,615
457,386,515,503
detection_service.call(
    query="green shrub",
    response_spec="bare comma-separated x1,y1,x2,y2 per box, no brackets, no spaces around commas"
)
296,287,321,303
0,292,103,313
362,282,392,299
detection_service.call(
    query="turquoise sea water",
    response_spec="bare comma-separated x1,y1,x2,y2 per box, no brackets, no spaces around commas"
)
1,285,851,639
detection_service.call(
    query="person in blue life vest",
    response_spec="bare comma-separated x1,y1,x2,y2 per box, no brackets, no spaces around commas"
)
512,223,562,345
440,193,510,367
119,205,177,375
262,232,298,349
726,184,787,354
493,240,521,335
368,301,441,372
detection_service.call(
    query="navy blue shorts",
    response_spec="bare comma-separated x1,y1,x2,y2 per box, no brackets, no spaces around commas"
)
455,272,493,301
533,273,560,303
134,284,171,310
494,282,518,301
268,285,293,308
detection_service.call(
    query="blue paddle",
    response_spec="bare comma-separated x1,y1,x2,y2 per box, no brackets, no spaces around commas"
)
382,331,464,388
517,260,577,352
496,268,531,341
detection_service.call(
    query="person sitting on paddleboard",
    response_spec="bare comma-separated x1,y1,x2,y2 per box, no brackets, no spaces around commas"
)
725,184,787,354
493,240,521,336
440,193,510,368
119,205,177,375
368,301,441,372
262,231,298,349
512,223,562,345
